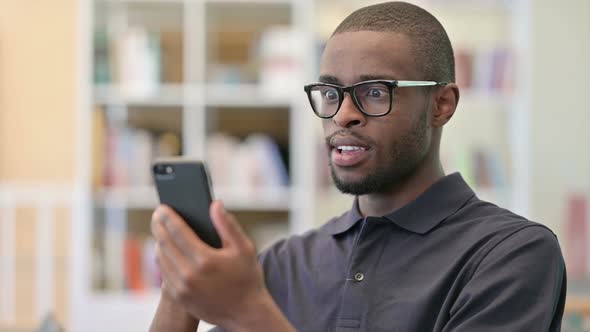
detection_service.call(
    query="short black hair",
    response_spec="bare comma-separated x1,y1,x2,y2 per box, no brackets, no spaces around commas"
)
333,1,455,83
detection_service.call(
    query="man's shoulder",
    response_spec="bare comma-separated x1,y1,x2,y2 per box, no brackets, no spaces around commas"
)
453,197,557,239
450,197,562,267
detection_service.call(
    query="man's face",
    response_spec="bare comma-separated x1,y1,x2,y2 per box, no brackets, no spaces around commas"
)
320,31,433,195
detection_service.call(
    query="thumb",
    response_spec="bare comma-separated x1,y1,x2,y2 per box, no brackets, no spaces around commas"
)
210,200,248,249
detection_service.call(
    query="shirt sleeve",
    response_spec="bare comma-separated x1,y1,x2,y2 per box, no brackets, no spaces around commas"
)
442,225,567,332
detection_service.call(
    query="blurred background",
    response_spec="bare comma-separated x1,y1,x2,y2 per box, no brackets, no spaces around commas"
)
0,0,588,331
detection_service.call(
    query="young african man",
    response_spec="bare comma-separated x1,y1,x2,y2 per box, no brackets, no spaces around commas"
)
149,2,566,331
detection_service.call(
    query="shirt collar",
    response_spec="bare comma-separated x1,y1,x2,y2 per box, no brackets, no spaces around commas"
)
321,173,475,236
319,197,364,235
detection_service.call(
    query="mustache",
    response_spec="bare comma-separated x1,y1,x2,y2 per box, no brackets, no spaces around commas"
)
325,130,376,147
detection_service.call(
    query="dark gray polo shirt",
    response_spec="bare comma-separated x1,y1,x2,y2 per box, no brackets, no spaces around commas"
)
213,173,566,332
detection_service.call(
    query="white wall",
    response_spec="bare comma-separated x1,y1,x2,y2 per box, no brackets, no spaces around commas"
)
529,0,590,240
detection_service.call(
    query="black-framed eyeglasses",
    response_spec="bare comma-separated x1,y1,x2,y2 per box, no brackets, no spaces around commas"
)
303,80,447,119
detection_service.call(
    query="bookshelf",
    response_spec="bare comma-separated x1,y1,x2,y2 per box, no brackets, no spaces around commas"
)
72,0,559,331
73,0,316,331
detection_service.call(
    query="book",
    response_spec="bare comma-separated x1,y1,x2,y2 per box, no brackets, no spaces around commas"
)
207,133,289,190
92,108,106,188
455,48,474,90
114,27,161,99
257,26,304,98
565,193,588,279
93,28,111,84
124,236,145,292
103,207,126,290
245,134,289,187
98,108,181,188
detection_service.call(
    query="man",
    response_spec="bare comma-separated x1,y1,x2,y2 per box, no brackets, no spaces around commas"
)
149,2,566,331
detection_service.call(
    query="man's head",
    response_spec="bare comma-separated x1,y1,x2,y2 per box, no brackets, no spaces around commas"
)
333,1,455,83
316,1,459,195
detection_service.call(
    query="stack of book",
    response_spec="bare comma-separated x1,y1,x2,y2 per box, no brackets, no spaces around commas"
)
207,133,289,190
455,46,513,96
94,26,183,95
93,109,181,189
443,146,508,190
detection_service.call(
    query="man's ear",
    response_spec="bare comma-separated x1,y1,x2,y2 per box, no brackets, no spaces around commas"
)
432,83,459,127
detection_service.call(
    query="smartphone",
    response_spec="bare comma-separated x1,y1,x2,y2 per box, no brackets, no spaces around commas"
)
152,158,222,248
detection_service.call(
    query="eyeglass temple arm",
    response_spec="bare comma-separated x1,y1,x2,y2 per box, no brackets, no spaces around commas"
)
397,81,448,87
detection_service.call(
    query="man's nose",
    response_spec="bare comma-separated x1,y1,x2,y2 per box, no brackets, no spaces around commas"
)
332,93,367,128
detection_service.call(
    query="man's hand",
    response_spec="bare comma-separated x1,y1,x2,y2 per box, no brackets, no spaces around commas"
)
151,201,274,330
149,284,199,332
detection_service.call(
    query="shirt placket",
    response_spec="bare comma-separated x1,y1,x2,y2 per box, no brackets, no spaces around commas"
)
336,217,388,332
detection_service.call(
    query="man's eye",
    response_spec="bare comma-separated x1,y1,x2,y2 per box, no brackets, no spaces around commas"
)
324,90,338,100
367,89,385,98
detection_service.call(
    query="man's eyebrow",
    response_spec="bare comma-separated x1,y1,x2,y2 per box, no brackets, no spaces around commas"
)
359,74,398,81
318,75,342,85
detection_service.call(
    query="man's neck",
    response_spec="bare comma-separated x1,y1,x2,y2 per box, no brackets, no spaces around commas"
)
358,157,445,217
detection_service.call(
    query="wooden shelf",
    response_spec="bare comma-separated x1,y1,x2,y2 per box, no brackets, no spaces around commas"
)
93,185,292,211
204,83,292,108
93,83,294,108
94,84,185,106
215,186,291,211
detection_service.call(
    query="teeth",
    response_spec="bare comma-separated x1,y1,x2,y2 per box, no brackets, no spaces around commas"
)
337,145,366,151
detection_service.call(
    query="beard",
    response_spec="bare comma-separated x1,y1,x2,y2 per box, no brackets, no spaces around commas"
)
330,107,431,195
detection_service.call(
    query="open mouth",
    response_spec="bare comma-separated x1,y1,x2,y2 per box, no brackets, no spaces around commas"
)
335,145,368,154
328,136,373,167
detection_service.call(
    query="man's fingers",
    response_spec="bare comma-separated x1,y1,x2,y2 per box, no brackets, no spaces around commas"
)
155,241,185,299
210,200,250,250
152,212,193,273
154,205,212,256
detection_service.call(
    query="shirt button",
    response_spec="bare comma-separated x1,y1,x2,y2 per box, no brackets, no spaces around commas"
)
354,272,364,282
